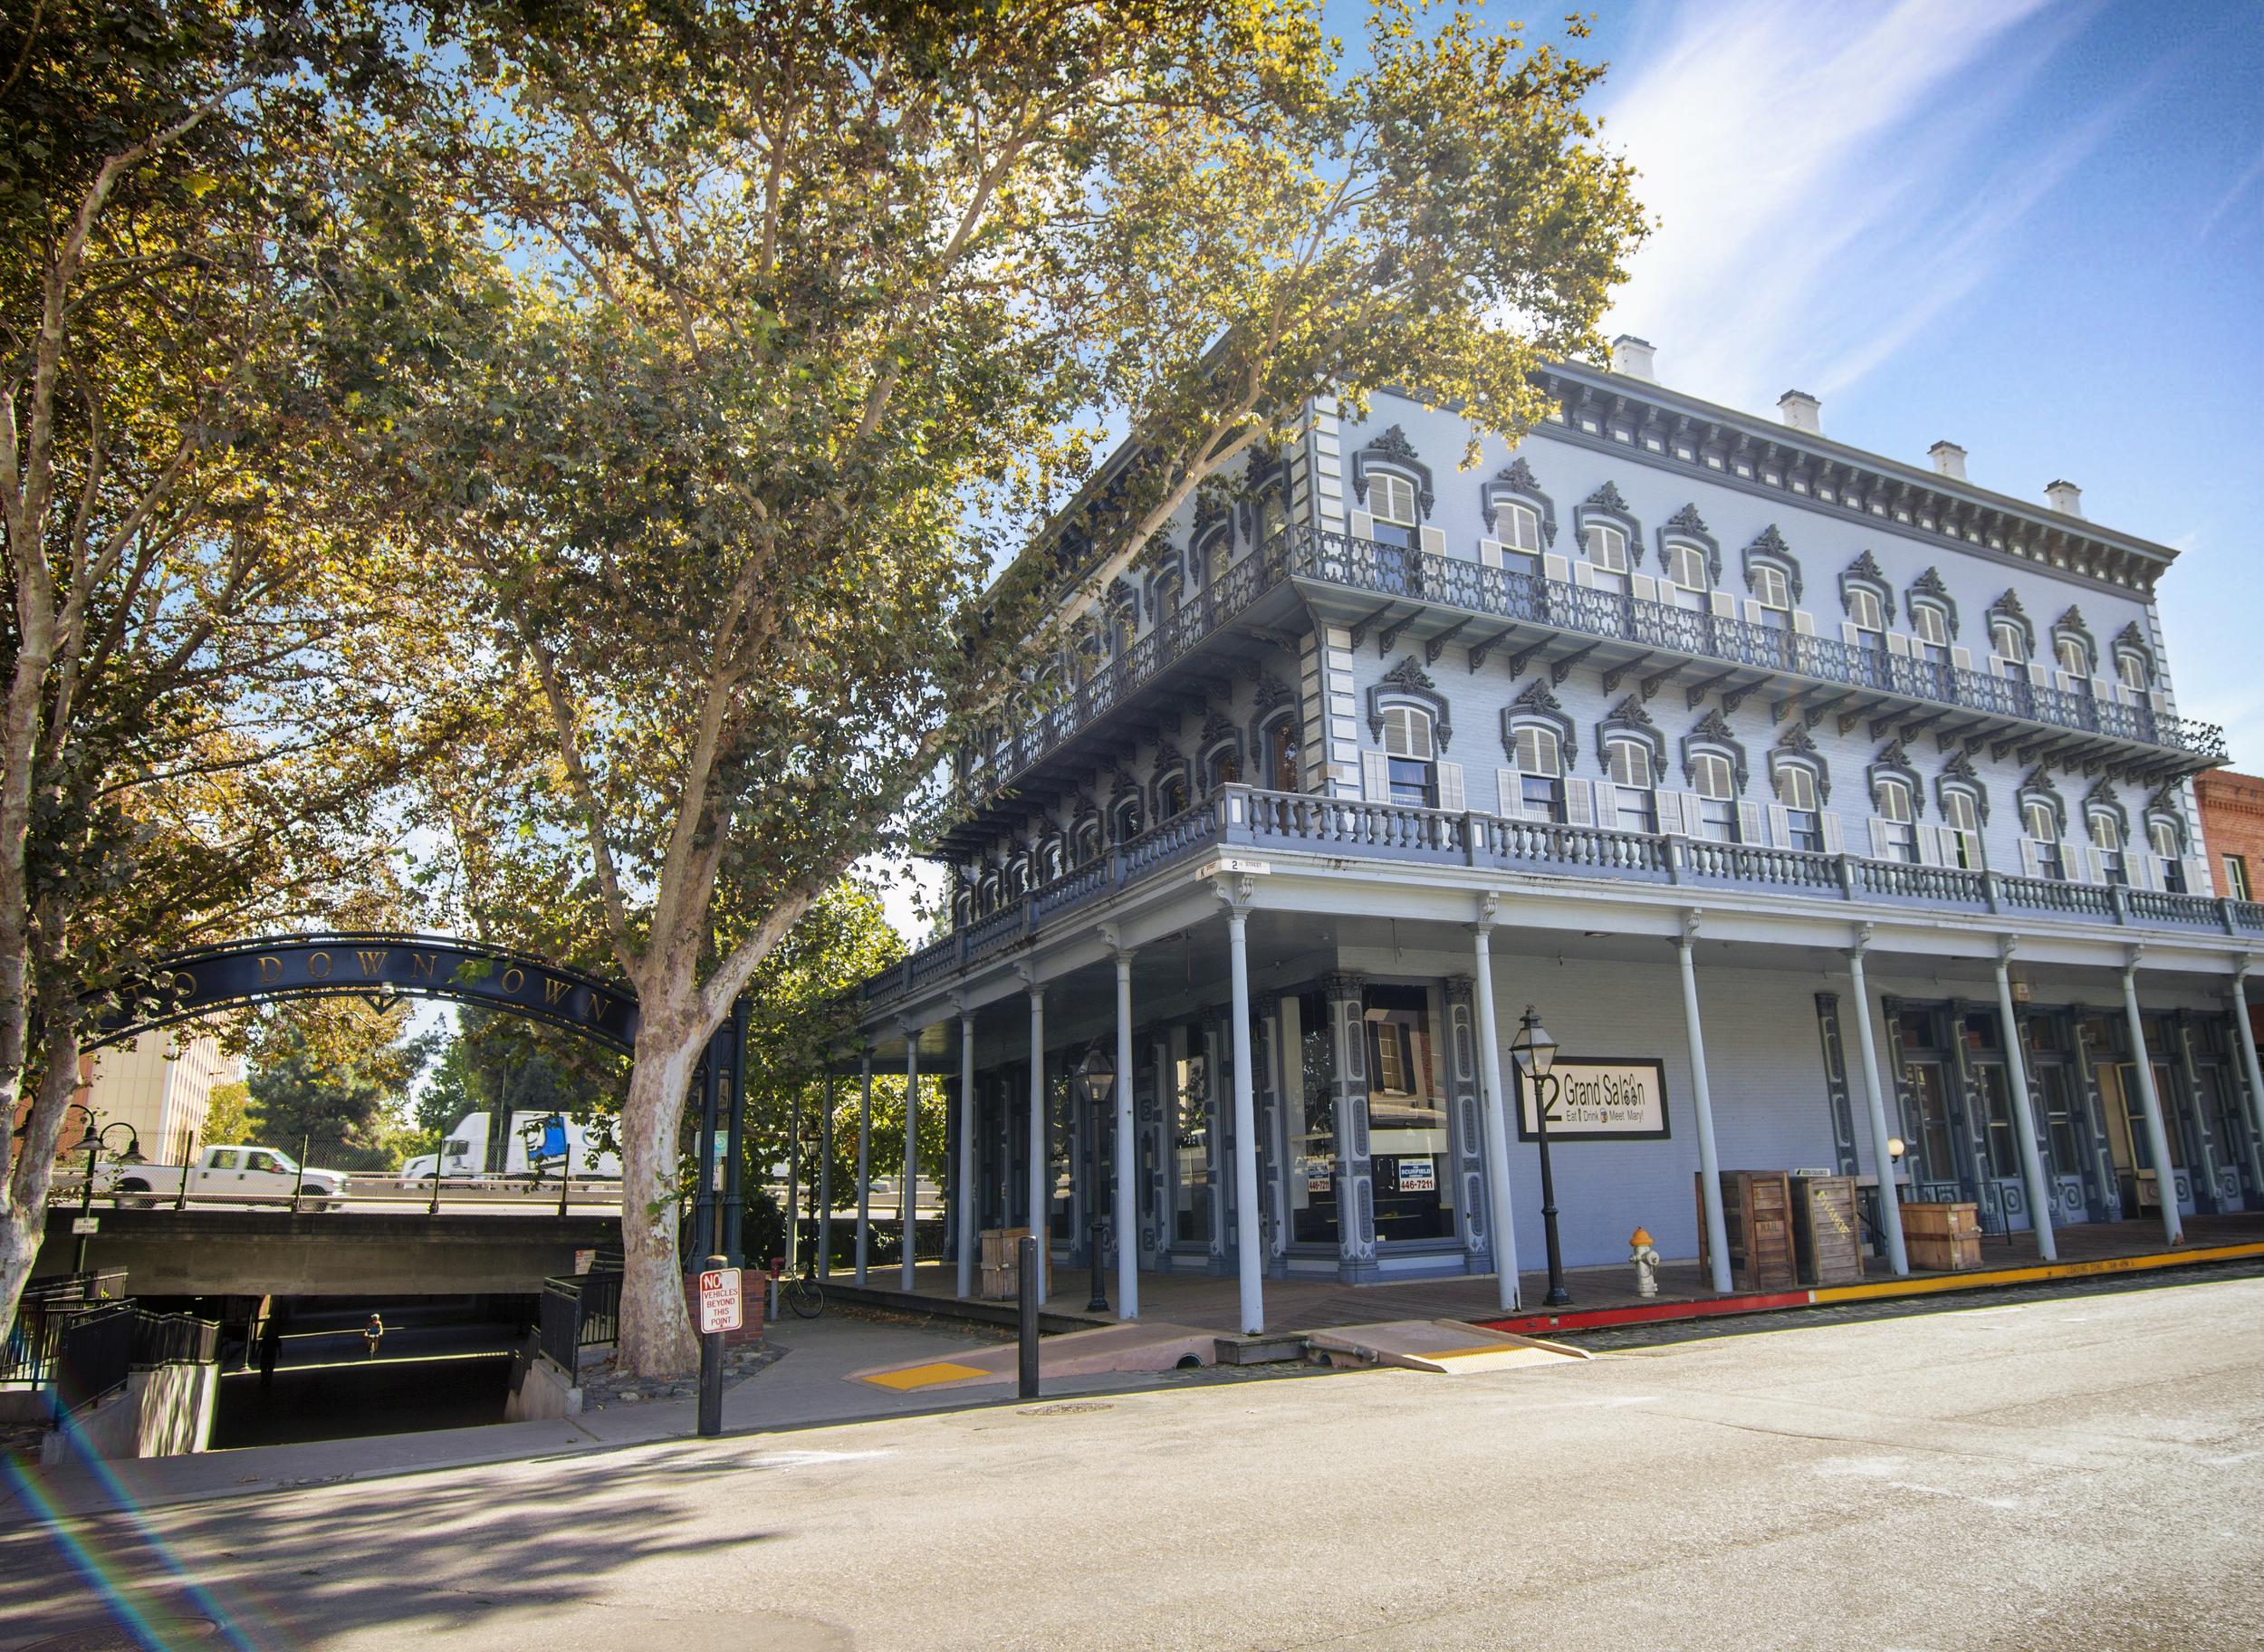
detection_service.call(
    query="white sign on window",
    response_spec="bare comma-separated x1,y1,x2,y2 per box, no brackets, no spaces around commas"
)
1396,1157,1435,1193
1517,1059,1671,1141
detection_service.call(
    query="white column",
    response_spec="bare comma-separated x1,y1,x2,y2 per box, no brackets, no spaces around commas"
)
902,1034,920,1290
1027,984,1049,1305
1226,908,1264,1334
956,1013,977,1300
855,1052,872,1285
1847,944,1909,1277
1114,950,1139,1321
817,1071,834,1278
2231,962,2264,1193
1471,917,1521,1311
1992,947,2058,1262
1676,921,1732,1295
2120,955,2183,1245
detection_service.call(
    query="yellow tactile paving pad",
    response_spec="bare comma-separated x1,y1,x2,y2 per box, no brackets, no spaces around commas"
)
857,1360,993,1391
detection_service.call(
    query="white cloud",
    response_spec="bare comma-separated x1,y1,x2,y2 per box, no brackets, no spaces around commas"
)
1592,0,2112,411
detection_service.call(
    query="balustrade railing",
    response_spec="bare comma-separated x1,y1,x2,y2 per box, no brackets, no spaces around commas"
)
870,784,2264,1003
958,526,2226,803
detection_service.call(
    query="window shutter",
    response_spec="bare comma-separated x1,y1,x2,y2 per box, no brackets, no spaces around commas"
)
2019,837,2042,879
1840,621,1862,648
1496,768,1527,821
1573,562,1597,590
1437,761,1465,812
2186,856,2214,898
1348,508,1375,541
2127,851,2155,892
2091,675,2115,704
1742,600,1767,626
1916,825,1943,867
1792,610,1816,636
1766,802,1791,849
2068,842,2098,884
2148,688,2171,716
1991,656,2018,678
1419,524,1447,557
1478,539,1503,570
1565,777,1597,828
1541,552,1571,584
1820,811,1846,854
1656,790,1688,836
1361,750,1390,803
1739,801,1764,845
1708,591,1737,620
1885,631,1912,658
1630,572,1658,603
1950,645,1973,672
2027,661,2051,689
1868,816,1895,860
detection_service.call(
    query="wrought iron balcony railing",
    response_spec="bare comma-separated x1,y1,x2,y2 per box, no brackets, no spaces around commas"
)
867,786,2264,1004
956,528,2227,804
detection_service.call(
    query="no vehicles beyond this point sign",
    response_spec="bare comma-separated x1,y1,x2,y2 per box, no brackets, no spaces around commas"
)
698,1267,743,1334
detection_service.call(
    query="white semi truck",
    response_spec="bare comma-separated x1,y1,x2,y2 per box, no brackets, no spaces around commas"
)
397,1111,620,1187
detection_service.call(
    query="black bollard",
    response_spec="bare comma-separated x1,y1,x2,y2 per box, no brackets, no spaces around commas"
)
1017,1234,1040,1399
698,1252,728,1437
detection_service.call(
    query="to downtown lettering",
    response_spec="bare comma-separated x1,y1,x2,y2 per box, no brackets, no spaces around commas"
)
223,947,615,1024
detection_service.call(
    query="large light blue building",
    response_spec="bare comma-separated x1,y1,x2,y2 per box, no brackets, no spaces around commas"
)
850,340,2264,1327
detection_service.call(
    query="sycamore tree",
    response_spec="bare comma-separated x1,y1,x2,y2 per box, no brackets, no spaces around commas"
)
0,3,461,1341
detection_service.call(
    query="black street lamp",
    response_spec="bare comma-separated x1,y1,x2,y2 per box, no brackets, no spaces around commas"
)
74,1115,142,1273
1510,1004,1571,1308
1079,1042,1115,1315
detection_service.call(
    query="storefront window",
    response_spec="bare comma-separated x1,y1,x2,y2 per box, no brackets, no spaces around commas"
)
1285,993,1339,1244
1172,1042,1213,1246
2036,1064,2083,1174
1364,984,1453,1241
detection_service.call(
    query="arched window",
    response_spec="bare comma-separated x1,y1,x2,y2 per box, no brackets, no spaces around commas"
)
1197,522,1233,591
2019,779,2066,882
1603,735,1655,833
1156,767,1191,821
1482,457,1555,571
1497,499,1541,560
1367,471,1419,551
1775,762,1824,851
1909,599,1952,666
1256,490,1289,548
2111,623,2156,700
1750,562,1792,629
952,885,973,929
2056,633,2091,679
1381,706,1436,807
1111,792,1146,844
1005,856,1030,899
1873,775,1919,863
1204,742,1241,791
2146,814,2185,892
1662,541,1710,611
1584,520,1630,593
2088,809,2125,886
978,870,1001,914
1073,815,1104,867
1509,724,1566,821
2052,608,2096,690
1259,713,1301,793
1040,836,1065,885
1939,784,1984,871
1991,615,2029,665
1840,552,1892,660
1690,751,1739,841
1108,601,1137,660
1151,566,1183,621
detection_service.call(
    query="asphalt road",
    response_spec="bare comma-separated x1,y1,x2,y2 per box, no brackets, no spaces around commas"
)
6,1272,2261,1651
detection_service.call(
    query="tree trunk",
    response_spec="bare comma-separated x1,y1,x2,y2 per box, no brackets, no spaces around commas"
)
0,1023,82,1349
613,1011,703,1377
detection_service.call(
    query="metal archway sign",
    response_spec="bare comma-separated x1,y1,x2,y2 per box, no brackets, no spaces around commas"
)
88,931,752,1264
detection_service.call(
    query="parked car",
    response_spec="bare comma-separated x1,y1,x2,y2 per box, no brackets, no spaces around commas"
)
101,1144,350,1209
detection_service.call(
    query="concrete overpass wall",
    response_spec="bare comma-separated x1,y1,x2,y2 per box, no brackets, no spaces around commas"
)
35,1209,621,1297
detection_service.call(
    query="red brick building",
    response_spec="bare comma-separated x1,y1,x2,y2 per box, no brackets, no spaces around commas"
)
2198,769,2264,903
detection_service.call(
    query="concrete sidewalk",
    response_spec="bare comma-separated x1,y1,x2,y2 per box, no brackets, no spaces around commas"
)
14,1313,1198,1517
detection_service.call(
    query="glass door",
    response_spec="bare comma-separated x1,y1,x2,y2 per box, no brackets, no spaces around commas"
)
1286,991,1340,1250
1904,1057,1966,1202
2099,1062,2196,1217
1968,1061,2029,1230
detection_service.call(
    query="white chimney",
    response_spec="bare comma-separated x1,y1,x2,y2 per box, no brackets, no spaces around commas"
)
1778,389,1821,434
1610,334,1656,382
2045,478,2083,517
1928,440,1967,481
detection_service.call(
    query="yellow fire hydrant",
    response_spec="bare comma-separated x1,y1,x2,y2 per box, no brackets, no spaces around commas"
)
1628,1227,1662,1298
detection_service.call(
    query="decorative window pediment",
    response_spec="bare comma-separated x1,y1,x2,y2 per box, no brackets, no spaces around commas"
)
1594,694,1663,767
1349,426,1435,520
1839,549,1895,624
1867,738,1924,818
1907,566,1959,637
1771,722,1831,805
1481,455,1558,547
2082,776,2128,834
1656,504,1722,585
1367,655,1452,750
1986,589,2034,658
1934,751,1991,823
2017,765,2066,834
1575,480,1643,568
1679,706,1749,793
1236,445,1294,543
1501,678,1577,769
1741,524,1803,604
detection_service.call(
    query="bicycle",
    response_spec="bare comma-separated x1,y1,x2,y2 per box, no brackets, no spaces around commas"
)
781,1254,824,1319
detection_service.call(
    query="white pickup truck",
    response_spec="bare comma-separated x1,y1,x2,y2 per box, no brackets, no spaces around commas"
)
102,1144,351,1210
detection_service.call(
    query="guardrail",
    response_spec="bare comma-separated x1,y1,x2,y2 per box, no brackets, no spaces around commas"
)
957,527,2227,804
1,1270,127,1386
536,1264,624,1370
868,785,2264,1004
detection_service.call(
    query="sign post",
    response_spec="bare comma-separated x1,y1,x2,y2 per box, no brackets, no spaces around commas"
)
696,1254,741,1436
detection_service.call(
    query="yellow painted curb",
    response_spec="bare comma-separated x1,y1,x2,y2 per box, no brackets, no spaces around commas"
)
1809,1240,2264,1305
857,1359,993,1391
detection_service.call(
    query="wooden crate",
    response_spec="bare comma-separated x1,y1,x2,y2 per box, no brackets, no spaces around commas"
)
979,1226,1031,1269
1900,1202,1981,1242
1789,1174,1866,1286
1905,1233,1984,1272
1698,1170,1798,1292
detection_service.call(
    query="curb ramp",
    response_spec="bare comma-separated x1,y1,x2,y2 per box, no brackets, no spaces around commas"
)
1305,1319,1589,1375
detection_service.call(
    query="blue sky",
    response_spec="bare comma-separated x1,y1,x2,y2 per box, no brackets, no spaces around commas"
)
1329,0,2263,764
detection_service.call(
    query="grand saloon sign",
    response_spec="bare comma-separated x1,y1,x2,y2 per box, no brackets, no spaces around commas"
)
1516,1058,1671,1142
